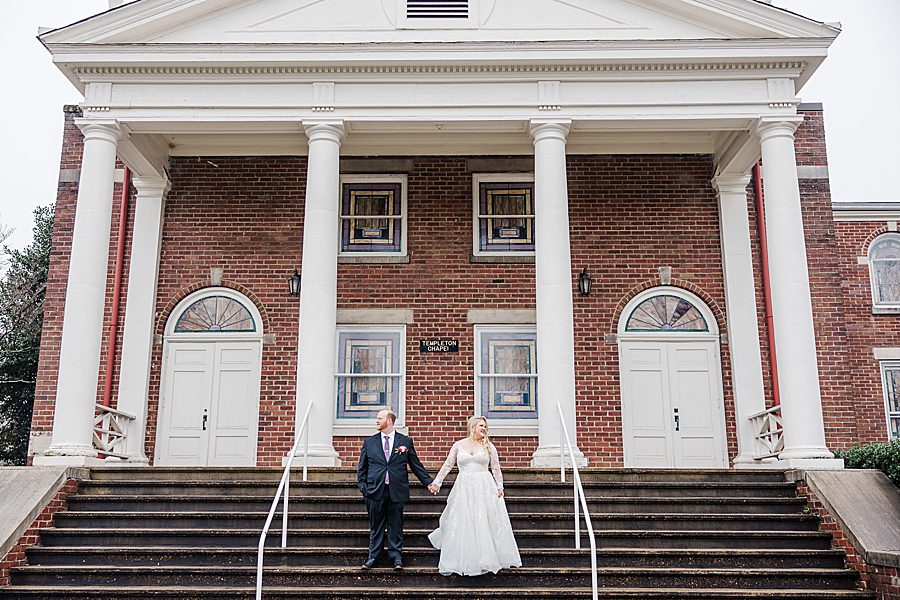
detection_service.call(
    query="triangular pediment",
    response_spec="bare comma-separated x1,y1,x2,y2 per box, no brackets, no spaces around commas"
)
42,0,838,46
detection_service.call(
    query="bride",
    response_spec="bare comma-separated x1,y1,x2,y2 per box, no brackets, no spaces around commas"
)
426,416,522,576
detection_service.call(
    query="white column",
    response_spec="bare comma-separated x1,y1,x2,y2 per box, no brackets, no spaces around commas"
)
292,120,344,466
713,174,767,466
529,119,585,467
36,121,123,466
756,117,839,467
112,175,170,464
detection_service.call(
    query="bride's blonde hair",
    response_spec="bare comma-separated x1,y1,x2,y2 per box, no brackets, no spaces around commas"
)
467,415,490,448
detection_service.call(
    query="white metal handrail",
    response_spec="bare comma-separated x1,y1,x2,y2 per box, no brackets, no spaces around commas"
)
556,403,598,600
256,403,312,600
93,403,135,459
748,404,784,460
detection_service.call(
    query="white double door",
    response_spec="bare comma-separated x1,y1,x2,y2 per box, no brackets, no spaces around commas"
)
620,340,727,468
157,341,261,466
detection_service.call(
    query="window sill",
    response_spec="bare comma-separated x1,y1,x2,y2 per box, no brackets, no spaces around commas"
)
334,424,409,437
469,254,535,264
872,306,900,315
339,255,410,264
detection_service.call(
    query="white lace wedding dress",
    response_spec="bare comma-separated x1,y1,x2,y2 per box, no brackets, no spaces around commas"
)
427,440,522,576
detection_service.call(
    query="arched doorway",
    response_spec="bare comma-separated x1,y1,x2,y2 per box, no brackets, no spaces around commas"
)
617,287,727,468
156,288,263,466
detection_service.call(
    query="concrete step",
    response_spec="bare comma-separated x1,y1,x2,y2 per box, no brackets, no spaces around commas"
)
66,494,809,514
35,528,834,550
85,466,789,484
53,511,821,532
74,479,799,499
25,546,849,569
10,565,859,590
0,586,877,599
9,565,863,590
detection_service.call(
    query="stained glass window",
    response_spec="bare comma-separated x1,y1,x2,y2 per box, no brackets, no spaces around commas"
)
335,328,403,420
340,179,404,253
882,363,900,439
476,180,535,253
625,295,708,332
173,296,256,333
869,235,900,306
476,329,537,420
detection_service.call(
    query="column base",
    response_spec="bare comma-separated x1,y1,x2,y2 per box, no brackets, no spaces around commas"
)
770,457,845,470
283,444,342,467
33,454,106,467
531,445,587,468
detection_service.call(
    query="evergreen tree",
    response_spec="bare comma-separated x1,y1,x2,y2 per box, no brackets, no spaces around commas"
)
0,205,53,465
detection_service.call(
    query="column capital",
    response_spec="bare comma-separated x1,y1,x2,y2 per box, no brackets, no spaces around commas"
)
529,119,571,144
302,120,345,145
131,175,171,198
712,173,752,196
755,116,804,142
74,119,127,145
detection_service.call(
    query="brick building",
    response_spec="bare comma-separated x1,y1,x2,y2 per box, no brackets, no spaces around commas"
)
29,0,894,470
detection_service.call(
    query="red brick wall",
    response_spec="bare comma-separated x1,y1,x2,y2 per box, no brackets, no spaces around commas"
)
33,106,884,467
798,480,900,599
833,219,897,444
0,479,78,585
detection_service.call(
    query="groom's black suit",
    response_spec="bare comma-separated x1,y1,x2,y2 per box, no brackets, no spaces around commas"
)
357,431,432,565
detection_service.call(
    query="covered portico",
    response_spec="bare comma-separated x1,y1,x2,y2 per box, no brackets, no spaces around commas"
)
32,0,841,470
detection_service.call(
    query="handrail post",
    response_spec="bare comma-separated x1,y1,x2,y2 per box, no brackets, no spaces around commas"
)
556,402,598,600
256,402,313,600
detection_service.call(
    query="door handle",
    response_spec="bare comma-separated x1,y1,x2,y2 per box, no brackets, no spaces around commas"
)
673,408,680,432
202,409,208,431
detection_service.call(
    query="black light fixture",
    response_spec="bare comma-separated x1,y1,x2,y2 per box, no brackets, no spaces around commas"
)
578,268,593,296
288,269,301,297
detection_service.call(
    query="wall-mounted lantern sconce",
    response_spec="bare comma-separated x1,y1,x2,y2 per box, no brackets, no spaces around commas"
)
578,268,593,296
288,269,301,297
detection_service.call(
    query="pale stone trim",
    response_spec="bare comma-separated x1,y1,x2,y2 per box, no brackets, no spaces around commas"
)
467,309,536,324
796,165,829,179
336,309,414,324
873,348,900,361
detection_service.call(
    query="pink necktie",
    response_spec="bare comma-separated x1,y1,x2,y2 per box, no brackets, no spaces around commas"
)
383,435,390,484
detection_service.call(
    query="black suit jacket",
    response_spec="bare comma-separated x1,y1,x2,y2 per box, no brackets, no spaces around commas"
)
357,432,433,503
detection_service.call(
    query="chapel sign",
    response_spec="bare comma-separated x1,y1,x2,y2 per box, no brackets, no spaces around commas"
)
419,339,459,353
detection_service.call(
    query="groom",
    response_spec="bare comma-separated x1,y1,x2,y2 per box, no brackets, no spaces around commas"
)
356,408,433,570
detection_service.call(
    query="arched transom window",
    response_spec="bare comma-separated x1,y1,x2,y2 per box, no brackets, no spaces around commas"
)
173,295,256,333
869,234,900,307
625,294,708,333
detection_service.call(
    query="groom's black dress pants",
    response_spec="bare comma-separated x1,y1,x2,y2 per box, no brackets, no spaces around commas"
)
365,483,404,563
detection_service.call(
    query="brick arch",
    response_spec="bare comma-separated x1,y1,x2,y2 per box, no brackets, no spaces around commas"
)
861,227,893,257
611,278,726,335
155,280,271,336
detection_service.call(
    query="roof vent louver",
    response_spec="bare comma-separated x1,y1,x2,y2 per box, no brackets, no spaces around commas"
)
407,0,469,19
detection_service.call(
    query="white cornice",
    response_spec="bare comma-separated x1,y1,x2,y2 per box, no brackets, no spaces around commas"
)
68,61,805,77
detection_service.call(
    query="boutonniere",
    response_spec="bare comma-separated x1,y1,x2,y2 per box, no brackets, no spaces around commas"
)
395,445,408,455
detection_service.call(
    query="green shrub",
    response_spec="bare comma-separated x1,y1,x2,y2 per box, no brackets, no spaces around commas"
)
834,439,900,487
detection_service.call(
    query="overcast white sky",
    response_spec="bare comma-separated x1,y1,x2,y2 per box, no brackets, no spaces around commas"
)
1,0,898,250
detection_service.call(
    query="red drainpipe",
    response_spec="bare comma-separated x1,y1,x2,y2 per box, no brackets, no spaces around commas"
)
101,166,131,408
753,161,781,407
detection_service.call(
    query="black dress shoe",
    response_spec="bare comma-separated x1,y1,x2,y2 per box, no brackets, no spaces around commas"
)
361,559,376,570
393,560,403,570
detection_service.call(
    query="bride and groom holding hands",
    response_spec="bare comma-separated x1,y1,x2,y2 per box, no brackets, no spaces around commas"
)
356,409,522,576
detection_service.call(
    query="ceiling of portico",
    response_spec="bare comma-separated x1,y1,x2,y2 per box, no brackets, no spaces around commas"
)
129,118,751,157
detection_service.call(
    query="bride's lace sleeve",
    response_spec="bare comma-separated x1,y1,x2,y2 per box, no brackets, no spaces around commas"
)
488,443,504,490
432,441,459,489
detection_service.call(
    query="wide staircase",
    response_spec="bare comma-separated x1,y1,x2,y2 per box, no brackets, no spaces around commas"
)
1,467,875,599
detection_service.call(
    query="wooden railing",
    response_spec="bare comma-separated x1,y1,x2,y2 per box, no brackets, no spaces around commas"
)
749,405,784,460
92,403,135,459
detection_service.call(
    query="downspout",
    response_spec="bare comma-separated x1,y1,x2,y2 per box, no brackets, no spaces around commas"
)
101,166,131,408
753,162,781,406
